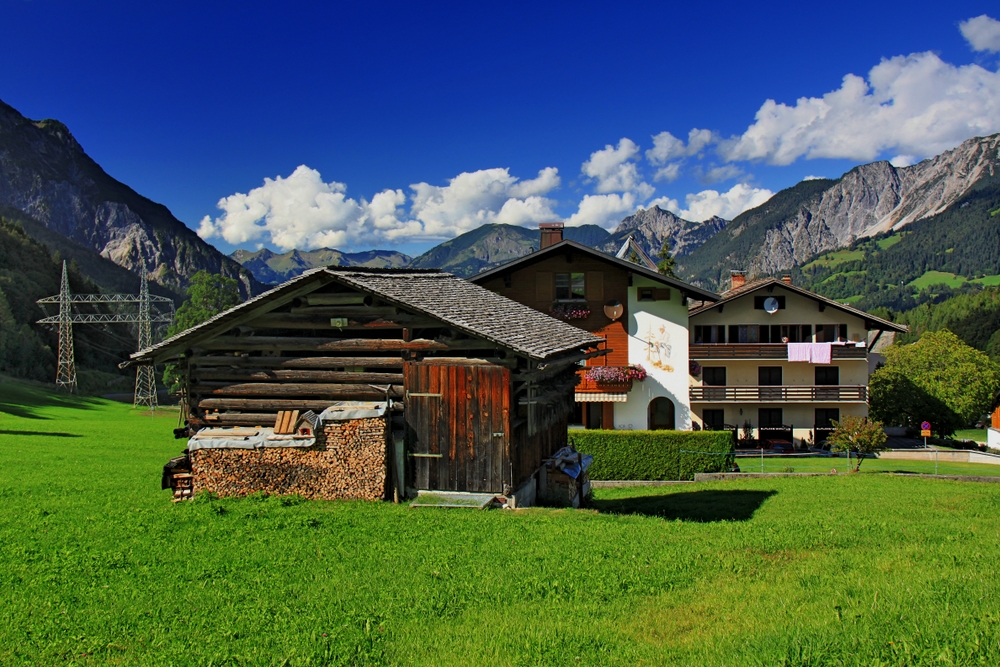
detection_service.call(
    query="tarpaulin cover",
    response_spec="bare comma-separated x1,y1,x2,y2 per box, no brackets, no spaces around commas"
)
188,428,316,451
318,401,389,422
548,445,594,479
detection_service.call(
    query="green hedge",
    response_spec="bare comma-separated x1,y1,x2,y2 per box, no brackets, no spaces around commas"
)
571,430,734,481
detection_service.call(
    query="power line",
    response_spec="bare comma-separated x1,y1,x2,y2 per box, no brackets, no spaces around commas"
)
36,261,175,408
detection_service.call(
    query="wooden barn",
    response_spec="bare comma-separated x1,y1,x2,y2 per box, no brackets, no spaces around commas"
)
128,268,605,503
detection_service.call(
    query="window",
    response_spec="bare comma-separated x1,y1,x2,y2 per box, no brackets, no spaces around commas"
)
703,409,726,430
758,408,784,428
703,367,727,386
815,324,848,342
815,366,839,385
694,325,726,344
638,287,654,301
815,408,840,428
815,408,840,444
733,324,759,343
758,367,782,385
648,397,675,430
555,272,586,300
780,324,812,343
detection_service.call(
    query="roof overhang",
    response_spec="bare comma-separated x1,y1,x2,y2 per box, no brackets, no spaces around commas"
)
470,239,720,302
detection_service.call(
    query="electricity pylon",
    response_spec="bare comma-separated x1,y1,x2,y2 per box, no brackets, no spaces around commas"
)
37,261,174,407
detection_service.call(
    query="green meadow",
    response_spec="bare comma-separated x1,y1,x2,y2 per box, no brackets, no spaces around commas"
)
2,378,1000,666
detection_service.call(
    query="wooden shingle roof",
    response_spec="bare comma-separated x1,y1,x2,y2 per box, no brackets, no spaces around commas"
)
128,267,604,365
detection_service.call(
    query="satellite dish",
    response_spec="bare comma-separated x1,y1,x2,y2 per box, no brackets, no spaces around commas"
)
763,297,780,314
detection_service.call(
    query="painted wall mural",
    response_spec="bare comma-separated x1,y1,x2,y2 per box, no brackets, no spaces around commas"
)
643,324,674,373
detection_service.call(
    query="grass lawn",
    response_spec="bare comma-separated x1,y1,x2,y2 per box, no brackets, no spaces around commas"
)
954,428,989,443
733,453,1000,476
875,234,903,250
3,379,1000,665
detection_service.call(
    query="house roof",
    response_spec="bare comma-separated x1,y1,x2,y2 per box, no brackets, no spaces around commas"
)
128,267,606,365
469,239,720,302
687,277,908,332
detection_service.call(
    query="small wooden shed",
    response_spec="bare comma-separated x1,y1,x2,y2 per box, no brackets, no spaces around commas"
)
128,268,605,501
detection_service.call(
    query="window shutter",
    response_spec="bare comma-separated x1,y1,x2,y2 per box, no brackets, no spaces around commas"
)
585,271,604,301
653,288,671,301
536,272,552,302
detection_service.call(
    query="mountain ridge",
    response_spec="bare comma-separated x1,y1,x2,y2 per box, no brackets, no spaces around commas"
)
0,98,265,297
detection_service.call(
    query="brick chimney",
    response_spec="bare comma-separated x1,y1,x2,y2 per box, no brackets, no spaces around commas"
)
539,222,564,249
730,270,746,290
782,274,792,285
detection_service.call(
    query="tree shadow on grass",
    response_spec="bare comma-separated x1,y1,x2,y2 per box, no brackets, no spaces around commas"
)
0,381,104,420
592,489,777,522
0,430,82,438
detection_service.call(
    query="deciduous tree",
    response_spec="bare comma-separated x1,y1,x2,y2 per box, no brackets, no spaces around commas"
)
870,329,1000,436
828,415,888,471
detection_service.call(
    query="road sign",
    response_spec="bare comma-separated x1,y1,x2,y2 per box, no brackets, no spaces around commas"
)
921,429,931,437
920,421,931,431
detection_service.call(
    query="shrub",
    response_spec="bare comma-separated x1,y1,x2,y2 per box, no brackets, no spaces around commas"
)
572,430,734,481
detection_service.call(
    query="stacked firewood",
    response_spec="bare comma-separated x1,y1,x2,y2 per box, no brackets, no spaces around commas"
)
190,416,389,501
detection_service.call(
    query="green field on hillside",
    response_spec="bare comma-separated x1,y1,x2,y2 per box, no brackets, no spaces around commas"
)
801,248,865,271
906,271,1000,291
3,379,1000,666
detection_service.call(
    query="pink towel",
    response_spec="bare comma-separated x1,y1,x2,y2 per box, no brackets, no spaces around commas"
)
787,343,832,363
787,343,811,362
810,343,832,364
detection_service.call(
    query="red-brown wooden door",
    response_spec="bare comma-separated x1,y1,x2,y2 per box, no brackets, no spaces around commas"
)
404,359,510,493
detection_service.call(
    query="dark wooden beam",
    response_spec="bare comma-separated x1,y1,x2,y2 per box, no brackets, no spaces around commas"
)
187,355,404,368
192,369,404,383
195,337,453,352
195,382,404,398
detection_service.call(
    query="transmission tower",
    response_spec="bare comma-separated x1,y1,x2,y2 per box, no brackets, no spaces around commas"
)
133,273,157,409
37,262,174,405
55,262,77,392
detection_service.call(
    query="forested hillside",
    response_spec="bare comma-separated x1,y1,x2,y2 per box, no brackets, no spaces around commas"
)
0,215,136,387
797,172,1000,312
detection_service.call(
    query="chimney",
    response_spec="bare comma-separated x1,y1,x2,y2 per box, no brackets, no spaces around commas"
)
730,270,746,291
782,274,792,285
539,222,564,249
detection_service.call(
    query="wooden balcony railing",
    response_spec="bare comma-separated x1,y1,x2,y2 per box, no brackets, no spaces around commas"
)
689,344,867,360
575,368,633,393
690,385,867,402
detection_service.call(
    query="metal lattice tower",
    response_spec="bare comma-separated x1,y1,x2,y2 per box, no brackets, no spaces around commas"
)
54,261,77,392
37,263,174,403
133,272,158,409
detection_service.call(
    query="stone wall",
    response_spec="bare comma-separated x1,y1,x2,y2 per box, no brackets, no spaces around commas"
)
191,416,389,501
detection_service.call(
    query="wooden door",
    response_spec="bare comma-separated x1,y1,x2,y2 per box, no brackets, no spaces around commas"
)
404,360,510,493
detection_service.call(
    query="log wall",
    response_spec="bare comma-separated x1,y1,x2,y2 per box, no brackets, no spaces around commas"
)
190,416,389,500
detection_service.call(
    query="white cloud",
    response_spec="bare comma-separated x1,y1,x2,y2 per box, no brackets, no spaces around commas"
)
653,163,682,182
889,155,919,167
646,128,716,164
198,165,563,249
802,175,826,181
566,193,637,229
650,183,773,222
961,14,1000,53
581,138,653,198
718,51,1000,166
508,166,560,198
701,164,744,184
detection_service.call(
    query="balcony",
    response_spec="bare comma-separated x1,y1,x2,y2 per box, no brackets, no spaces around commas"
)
576,367,633,394
690,385,867,403
689,344,867,360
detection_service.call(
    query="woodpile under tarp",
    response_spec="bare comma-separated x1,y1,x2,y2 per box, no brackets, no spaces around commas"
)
184,402,390,501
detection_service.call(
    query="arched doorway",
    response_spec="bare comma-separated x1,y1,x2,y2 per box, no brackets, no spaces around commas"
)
648,397,675,430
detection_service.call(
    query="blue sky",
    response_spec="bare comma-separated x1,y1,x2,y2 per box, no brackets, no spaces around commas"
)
3,0,1000,257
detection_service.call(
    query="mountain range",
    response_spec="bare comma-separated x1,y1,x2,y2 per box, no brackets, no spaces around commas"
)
0,99,263,299
3,95,999,301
